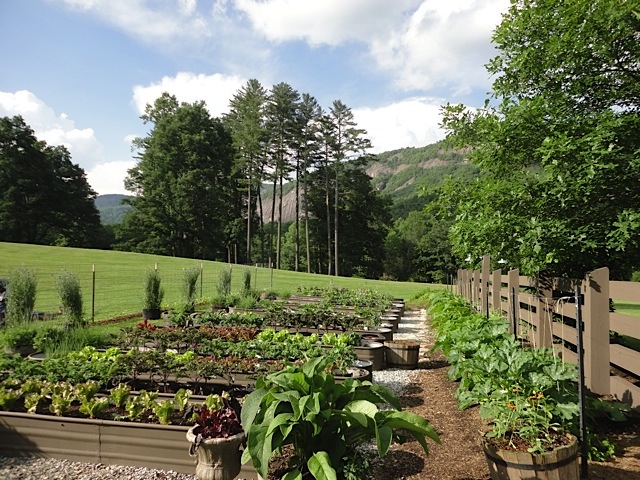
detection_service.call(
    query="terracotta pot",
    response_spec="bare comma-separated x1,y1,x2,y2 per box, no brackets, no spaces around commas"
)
482,433,579,480
187,428,245,480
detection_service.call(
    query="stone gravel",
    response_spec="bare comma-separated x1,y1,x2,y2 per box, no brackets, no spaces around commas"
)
0,309,428,479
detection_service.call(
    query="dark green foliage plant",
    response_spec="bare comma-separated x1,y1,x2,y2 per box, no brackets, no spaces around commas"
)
0,116,104,248
216,266,232,297
55,270,84,328
6,267,37,325
143,268,164,311
241,356,440,480
182,265,200,308
427,290,629,458
440,0,640,279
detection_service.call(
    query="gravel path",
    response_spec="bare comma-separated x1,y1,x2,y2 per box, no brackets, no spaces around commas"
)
0,309,429,480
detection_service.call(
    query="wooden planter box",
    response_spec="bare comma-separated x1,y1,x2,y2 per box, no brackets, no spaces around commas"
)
355,342,386,371
385,341,420,369
0,411,260,478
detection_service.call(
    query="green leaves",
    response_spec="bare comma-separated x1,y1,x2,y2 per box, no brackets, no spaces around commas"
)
242,356,439,479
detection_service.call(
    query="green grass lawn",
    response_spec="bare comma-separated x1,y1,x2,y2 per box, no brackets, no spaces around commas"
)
0,242,441,322
613,301,640,318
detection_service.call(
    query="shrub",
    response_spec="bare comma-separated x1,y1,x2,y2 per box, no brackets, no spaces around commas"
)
56,270,84,328
216,267,232,297
6,268,37,325
143,269,164,311
182,266,201,308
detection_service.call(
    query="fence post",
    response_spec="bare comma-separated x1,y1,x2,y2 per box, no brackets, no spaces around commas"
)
481,255,490,317
582,267,610,396
536,280,553,349
507,268,519,337
472,269,480,311
491,269,501,313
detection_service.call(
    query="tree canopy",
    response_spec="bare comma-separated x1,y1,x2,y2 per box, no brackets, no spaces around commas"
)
0,115,102,247
117,94,237,260
441,0,640,279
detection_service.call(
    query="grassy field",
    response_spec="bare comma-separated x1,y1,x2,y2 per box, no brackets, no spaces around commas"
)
0,242,442,322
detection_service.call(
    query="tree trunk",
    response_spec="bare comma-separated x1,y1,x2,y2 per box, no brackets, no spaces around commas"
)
334,164,339,277
276,173,283,270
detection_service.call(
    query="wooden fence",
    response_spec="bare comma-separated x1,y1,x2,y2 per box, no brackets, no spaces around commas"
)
457,256,640,410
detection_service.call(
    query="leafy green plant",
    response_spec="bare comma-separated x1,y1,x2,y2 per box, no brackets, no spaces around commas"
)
173,388,193,411
427,290,628,459
138,389,159,409
109,383,131,408
241,356,440,480
152,399,176,425
6,267,37,325
143,268,164,311
125,395,145,421
79,396,110,418
0,387,21,410
56,270,85,327
0,324,39,351
74,380,100,403
49,382,76,416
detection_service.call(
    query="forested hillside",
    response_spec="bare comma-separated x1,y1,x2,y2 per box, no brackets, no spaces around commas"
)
258,140,476,223
95,194,133,225
365,141,476,219
97,141,474,226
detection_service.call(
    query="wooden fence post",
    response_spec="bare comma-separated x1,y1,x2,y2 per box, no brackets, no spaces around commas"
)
491,269,501,313
472,268,480,311
481,256,491,316
536,280,553,349
507,269,519,337
582,267,610,396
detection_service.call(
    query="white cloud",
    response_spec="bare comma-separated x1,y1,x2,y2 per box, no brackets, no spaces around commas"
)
354,98,445,153
132,72,247,117
87,160,136,195
374,0,509,93
0,90,104,168
234,0,419,46
59,0,211,42
236,0,509,94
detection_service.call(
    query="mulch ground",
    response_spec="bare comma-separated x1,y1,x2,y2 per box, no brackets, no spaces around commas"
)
369,321,640,480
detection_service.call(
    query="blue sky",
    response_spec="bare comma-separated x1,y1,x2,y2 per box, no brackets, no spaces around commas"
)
0,0,509,195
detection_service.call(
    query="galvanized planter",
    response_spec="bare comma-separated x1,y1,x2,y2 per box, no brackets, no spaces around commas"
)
0,411,259,478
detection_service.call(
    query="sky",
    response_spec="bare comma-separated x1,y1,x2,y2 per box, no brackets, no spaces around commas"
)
0,0,510,195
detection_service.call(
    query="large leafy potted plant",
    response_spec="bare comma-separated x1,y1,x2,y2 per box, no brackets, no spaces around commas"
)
143,269,164,320
479,381,581,480
186,393,245,480
240,356,440,480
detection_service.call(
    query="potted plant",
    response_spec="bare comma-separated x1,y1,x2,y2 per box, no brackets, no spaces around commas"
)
143,269,164,320
186,393,245,480
240,356,440,480
479,385,580,480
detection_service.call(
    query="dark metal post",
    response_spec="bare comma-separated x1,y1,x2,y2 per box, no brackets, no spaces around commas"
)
486,281,490,319
91,264,96,323
575,285,588,478
511,287,517,341
200,263,203,299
